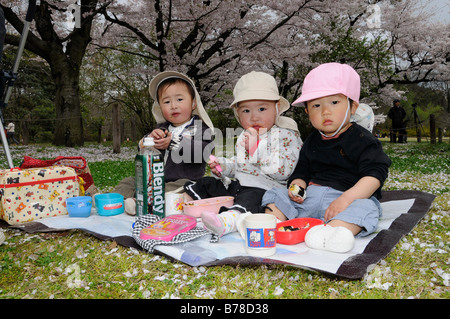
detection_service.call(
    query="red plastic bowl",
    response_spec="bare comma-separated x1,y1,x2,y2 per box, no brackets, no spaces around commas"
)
276,218,324,245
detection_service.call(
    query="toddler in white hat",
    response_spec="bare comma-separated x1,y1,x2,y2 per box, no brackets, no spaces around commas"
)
184,71,302,238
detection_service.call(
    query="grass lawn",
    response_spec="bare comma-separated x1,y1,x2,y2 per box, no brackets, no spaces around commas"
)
0,141,448,300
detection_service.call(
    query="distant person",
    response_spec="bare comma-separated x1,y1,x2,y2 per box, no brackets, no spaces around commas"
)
6,122,19,144
388,99,406,143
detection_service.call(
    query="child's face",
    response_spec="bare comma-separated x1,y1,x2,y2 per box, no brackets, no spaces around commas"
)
159,82,195,126
305,94,358,136
236,100,278,133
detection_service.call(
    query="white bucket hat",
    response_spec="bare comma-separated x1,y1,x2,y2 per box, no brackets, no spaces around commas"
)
149,71,214,131
230,71,298,133
350,103,375,133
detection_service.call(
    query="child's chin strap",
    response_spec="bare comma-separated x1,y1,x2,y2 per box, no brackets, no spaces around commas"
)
319,98,351,138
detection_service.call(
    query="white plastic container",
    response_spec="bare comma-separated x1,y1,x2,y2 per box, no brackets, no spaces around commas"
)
244,214,277,257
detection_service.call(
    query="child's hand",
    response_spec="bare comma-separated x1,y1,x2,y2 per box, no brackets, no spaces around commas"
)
143,129,171,150
241,127,259,155
208,156,222,177
324,176,381,221
288,179,306,204
324,195,353,221
150,129,168,140
153,132,172,150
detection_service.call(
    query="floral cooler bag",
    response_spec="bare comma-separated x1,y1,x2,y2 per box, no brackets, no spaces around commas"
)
0,166,80,225
20,156,96,195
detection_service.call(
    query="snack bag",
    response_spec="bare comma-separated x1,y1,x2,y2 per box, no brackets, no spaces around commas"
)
139,214,196,241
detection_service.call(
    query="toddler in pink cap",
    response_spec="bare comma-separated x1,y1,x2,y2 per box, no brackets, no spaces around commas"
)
262,63,391,253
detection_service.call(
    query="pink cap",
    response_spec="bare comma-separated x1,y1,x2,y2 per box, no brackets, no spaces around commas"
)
292,63,360,106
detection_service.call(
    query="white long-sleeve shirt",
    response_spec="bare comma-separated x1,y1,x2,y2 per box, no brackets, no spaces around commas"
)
219,125,302,190
6,123,14,133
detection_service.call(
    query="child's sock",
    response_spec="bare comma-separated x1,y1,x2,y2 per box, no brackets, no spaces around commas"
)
201,210,241,237
304,224,355,253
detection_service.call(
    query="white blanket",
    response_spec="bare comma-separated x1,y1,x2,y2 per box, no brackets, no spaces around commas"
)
154,199,415,273
29,198,417,278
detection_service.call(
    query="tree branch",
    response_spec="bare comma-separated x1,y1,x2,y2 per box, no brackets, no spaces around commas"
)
100,7,159,52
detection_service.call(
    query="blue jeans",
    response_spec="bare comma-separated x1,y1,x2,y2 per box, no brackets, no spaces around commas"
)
262,185,382,237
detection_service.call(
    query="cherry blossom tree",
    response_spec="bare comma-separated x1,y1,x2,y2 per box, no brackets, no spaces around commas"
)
95,0,447,132
1,0,448,143
96,1,321,104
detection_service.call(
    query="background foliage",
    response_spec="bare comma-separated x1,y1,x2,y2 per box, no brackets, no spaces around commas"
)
0,0,448,144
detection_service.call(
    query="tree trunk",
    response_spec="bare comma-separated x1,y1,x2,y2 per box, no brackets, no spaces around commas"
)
112,103,121,154
22,118,30,145
130,116,137,141
430,114,436,145
52,61,83,146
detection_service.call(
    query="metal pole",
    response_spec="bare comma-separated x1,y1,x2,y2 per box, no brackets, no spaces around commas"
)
1,0,36,168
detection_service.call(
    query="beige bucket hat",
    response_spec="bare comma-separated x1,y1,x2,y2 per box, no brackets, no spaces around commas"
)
149,71,214,131
230,71,298,133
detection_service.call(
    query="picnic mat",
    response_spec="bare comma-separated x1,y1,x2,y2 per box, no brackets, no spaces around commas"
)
3,190,435,279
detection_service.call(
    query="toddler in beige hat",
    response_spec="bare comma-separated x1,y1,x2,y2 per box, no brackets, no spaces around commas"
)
184,71,302,238
115,71,215,215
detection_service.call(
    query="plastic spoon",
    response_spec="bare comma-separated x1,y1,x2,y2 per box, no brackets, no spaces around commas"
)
209,155,231,189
